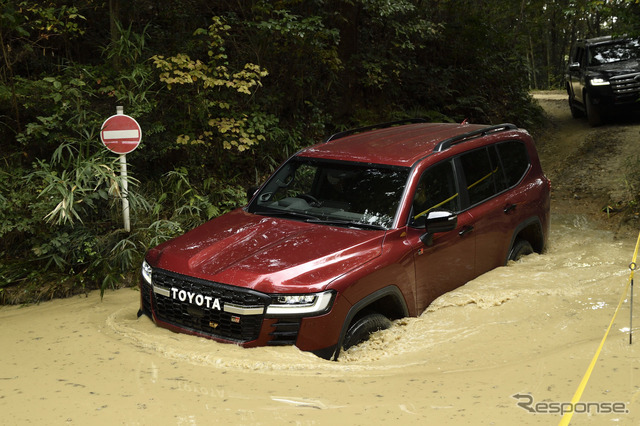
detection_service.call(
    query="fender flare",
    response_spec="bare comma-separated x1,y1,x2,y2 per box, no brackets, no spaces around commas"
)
505,216,544,264
330,285,409,360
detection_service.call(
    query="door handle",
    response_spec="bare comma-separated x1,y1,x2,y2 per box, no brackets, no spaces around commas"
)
458,225,474,236
504,203,516,214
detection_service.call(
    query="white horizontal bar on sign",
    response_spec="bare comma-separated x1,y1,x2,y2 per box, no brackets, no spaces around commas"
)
103,129,139,140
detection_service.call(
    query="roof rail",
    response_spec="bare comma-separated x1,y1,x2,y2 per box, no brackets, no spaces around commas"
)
323,118,427,143
433,123,518,152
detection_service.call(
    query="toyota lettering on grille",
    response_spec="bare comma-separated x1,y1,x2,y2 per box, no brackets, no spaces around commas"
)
171,287,222,310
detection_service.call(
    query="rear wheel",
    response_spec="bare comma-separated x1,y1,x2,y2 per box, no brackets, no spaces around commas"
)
342,312,392,351
508,239,533,262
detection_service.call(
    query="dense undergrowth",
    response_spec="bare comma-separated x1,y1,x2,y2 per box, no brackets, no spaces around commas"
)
0,1,556,304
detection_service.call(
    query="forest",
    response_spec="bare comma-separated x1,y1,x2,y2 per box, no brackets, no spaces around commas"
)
1,0,639,303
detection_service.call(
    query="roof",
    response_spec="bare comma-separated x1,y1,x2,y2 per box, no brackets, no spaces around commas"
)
580,35,634,46
299,122,516,167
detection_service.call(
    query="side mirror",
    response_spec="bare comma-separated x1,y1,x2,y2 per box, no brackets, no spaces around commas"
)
568,62,580,71
420,211,457,245
425,210,457,233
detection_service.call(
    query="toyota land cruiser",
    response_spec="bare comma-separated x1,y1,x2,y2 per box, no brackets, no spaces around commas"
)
138,120,551,360
566,35,640,126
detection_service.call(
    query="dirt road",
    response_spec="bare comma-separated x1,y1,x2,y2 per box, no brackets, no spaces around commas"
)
533,90,640,234
2,93,640,425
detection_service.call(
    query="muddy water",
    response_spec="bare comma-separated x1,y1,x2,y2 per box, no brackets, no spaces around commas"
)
2,215,640,425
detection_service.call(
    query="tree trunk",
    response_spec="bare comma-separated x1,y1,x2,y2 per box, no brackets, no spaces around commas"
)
109,0,121,71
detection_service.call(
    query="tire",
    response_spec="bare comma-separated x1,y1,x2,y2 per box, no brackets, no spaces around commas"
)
585,92,603,126
508,239,533,262
342,312,392,351
568,96,583,118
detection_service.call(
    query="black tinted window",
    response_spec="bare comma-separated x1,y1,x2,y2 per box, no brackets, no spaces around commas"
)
489,145,508,192
496,141,529,187
460,148,497,206
411,160,458,227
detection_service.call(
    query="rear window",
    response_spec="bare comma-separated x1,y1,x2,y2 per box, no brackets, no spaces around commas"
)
457,140,531,207
495,141,530,187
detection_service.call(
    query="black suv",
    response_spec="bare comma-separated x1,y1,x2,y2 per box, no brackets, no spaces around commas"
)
565,36,640,126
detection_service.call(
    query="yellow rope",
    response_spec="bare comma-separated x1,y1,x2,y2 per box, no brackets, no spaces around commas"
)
558,231,640,425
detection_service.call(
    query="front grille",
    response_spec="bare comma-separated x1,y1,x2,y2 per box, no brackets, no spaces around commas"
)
151,269,270,343
611,73,640,96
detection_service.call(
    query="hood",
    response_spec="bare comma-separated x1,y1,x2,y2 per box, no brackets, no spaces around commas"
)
148,209,385,293
588,59,640,76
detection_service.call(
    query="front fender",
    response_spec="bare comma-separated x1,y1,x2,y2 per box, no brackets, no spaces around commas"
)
331,285,408,360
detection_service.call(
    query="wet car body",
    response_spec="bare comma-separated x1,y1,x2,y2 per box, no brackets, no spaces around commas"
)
139,121,551,360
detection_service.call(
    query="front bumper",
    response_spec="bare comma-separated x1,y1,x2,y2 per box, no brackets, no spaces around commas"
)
138,268,346,359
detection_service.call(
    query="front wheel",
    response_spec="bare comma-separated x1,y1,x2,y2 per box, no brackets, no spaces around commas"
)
342,312,392,351
568,96,583,119
585,92,603,126
508,239,533,262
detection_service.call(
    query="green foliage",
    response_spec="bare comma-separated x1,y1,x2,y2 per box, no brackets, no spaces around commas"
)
13,2,86,37
148,167,247,227
98,20,158,117
5,0,618,304
354,0,438,91
152,16,271,152
29,146,124,225
0,162,41,242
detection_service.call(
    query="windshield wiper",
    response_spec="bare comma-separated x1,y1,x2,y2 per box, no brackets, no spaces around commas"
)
253,210,321,221
253,210,387,230
305,218,387,230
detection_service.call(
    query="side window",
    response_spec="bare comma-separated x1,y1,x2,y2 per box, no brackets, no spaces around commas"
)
460,148,497,206
569,46,578,63
496,141,530,187
577,47,586,66
410,160,458,228
489,145,508,192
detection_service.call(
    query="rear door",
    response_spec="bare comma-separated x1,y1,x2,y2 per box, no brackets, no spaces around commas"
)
459,141,532,275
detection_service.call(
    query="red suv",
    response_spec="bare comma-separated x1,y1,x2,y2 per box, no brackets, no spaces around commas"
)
138,120,550,360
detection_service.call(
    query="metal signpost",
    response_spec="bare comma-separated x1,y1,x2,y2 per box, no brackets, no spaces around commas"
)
100,106,142,232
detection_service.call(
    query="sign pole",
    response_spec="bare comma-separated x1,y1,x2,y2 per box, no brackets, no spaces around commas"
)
119,153,130,232
115,106,131,232
100,106,142,233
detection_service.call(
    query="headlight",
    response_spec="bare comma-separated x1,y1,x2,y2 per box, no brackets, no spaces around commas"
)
266,291,334,316
589,77,610,86
141,260,153,284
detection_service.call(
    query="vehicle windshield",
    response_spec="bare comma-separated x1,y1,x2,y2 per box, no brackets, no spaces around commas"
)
589,39,640,65
248,157,410,229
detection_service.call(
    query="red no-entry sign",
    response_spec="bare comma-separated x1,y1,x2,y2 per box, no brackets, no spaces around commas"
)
100,114,142,155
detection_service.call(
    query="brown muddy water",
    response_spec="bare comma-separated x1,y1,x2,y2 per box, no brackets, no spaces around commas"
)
1,214,640,425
